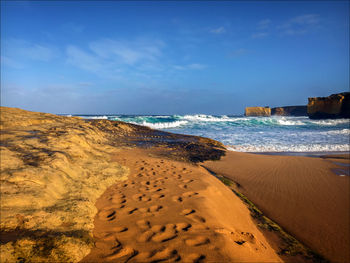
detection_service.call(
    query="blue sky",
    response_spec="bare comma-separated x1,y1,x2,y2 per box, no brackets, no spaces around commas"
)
1,1,349,114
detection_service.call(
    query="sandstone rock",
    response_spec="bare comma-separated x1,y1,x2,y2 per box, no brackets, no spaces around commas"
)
271,106,307,116
245,107,271,117
307,92,350,119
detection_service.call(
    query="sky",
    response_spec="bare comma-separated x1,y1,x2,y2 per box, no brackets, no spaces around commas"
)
1,1,349,115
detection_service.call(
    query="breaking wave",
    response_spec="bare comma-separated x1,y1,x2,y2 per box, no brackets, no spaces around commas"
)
77,114,349,153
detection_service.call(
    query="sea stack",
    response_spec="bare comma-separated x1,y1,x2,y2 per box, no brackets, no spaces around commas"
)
307,92,350,119
245,107,271,117
271,106,307,116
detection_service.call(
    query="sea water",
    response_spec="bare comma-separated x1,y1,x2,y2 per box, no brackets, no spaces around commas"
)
74,114,350,153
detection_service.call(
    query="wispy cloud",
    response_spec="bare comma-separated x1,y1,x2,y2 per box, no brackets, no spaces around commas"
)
61,22,85,33
173,63,207,70
66,45,104,73
228,48,249,58
2,38,56,65
1,56,24,69
257,19,271,30
251,32,269,39
66,38,166,79
290,14,320,25
252,19,271,39
210,26,226,34
89,38,163,65
278,14,320,36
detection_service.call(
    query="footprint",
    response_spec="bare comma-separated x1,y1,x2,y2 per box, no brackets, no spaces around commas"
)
172,196,183,202
127,208,138,214
137,230,155,242
181,209,195,216
234,240,246,245
151,193,165,199
176,222,192,231
183,179,194,184
149,205,163,212
183,253,205,263
188,214,206,223
151,225,166,232
111,198,126,204
185,236,210,246
105,246,136,261
136,219,151,230
98,209,116,220
152,230,177,243
149,187,162,193
182,192,199,198
111,226,128,233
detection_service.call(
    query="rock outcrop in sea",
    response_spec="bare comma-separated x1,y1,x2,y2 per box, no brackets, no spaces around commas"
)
245,107,271,117
307,92,350,119
271,106,307,116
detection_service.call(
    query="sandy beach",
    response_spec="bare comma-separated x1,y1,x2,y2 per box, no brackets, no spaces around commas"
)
204,151,350,263
1,107,349,262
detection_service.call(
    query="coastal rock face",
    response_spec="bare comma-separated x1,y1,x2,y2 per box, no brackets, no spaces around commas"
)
308,92,350,119
271,106,307,116
0,107,226,263
245,107,271,117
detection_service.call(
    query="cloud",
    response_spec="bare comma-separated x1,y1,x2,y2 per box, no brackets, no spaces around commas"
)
89,38,163,65
290,14,320,25
1,56,24,69
257,19,271,30
251,32,269,39
62,22,85,33
78,82,94,87
173,63,207,70
66,38,169,80
66,45,104,73
278,14,320,36
228,48,249,58
210,26,226,34
2,38,56,64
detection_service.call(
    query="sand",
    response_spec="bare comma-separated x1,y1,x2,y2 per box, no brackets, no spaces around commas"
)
2,106,347,263
82,148,281,262
204,151,350,263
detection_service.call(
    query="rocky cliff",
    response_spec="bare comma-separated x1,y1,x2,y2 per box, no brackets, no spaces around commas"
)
271,106,307,116
245,107,271,117
308,92,350,119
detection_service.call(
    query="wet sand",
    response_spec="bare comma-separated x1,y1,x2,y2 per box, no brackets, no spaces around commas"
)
203,151,350,263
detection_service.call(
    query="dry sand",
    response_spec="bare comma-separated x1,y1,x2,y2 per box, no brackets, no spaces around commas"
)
82,148,282,262
204,151,350,263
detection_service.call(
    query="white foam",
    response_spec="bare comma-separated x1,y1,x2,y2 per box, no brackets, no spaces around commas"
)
309,119,350,126
82,115,108,120
277,117,306,126
135,120,188,129
226,144,350,153
182,114,242,122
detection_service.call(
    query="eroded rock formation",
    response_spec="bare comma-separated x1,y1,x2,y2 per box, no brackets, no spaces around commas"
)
245,107,271,117
308,92,350,119
271,106,307,116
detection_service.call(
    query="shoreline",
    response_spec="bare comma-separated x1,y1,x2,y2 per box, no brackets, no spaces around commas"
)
203,151,350,262
244,150,350,157
1,107,349,262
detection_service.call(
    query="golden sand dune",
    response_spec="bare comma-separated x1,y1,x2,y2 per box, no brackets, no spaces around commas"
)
82,148,281,262
204,151,350,263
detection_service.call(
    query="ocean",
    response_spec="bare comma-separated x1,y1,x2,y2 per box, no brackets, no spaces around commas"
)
73,114,350,153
